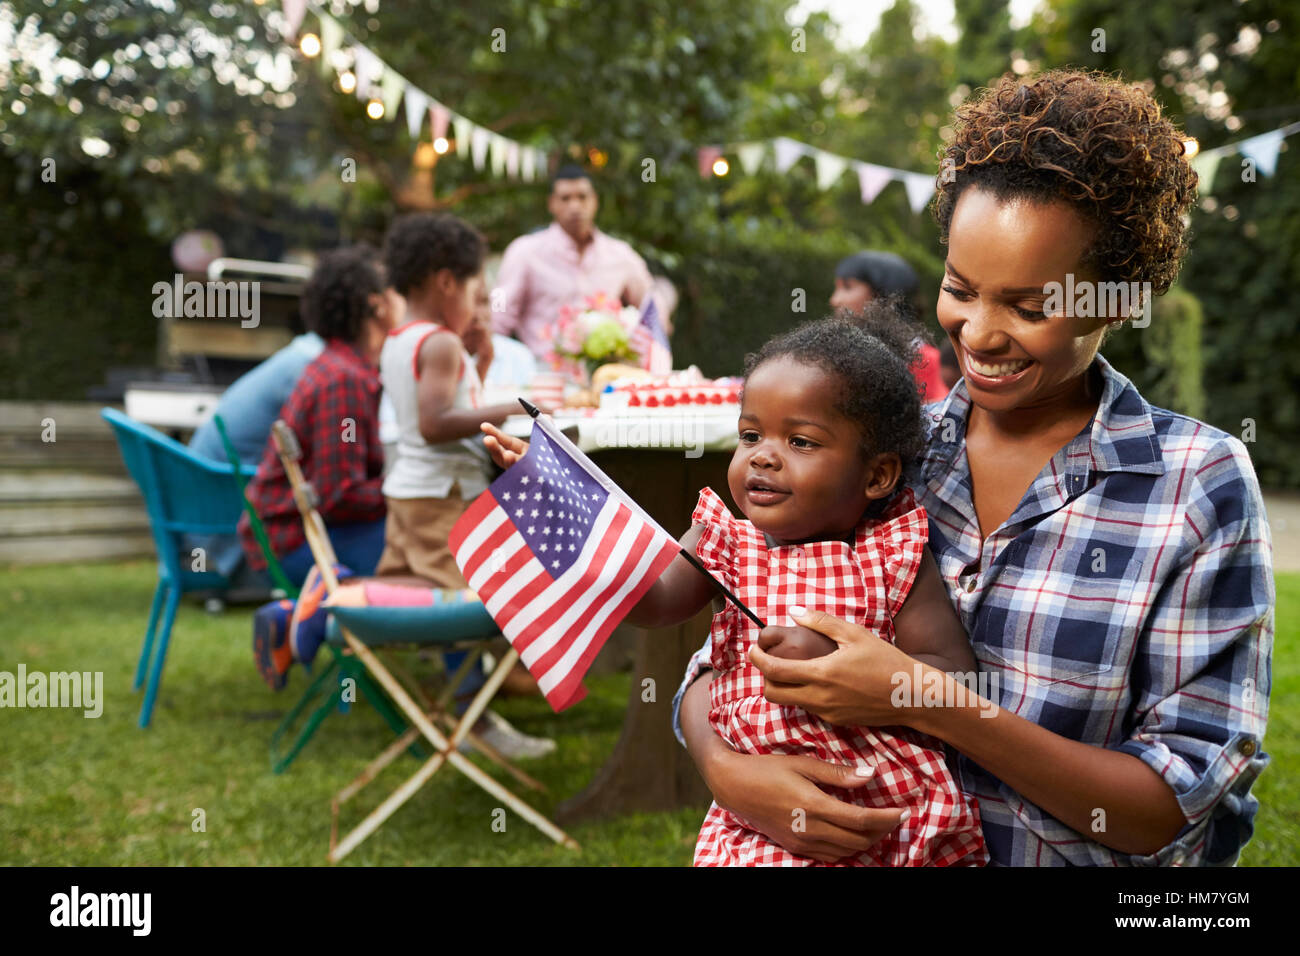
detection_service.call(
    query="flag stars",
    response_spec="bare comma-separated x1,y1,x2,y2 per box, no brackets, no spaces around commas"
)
534,492,543,500
521,476,530,484
514,508,524,518
531,509,539,518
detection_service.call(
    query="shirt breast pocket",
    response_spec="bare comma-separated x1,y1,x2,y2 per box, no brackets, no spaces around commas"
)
976,540,1143,687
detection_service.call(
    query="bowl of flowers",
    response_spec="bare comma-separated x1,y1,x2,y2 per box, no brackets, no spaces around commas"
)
544,292,643,386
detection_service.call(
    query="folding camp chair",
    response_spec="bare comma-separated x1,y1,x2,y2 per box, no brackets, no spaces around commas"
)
267,419,579,861
209,414,414,774
100,407,253,728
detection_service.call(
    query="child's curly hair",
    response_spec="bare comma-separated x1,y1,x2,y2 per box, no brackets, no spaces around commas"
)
383,212,486,297
300,244,384,342
743,299,929,483
933,70,1197,294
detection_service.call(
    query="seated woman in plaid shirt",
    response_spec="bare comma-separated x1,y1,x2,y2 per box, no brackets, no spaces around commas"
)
238,245,402,587
670,70,1274,866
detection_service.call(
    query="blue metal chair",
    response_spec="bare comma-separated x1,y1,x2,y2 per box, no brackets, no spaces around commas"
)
100,407,255,727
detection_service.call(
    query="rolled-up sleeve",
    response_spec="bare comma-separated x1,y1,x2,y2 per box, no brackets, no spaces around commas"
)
670,635,714,748
1115,437,1274,865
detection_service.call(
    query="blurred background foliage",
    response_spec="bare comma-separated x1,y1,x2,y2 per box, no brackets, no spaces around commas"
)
1,0,1296,484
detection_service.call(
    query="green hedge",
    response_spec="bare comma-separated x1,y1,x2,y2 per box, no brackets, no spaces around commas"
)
667,217,943,377
0,153,168,400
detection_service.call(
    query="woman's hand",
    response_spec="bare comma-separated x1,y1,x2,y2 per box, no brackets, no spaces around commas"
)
480,422,528,469
681,667,906,862
752,608,922,728
706,749,908,863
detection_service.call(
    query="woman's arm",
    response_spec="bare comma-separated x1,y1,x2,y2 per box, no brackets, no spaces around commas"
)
679,669,905,863
755,610,1187,856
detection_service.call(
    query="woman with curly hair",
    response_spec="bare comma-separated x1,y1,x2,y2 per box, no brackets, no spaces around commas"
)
666,70,1274,866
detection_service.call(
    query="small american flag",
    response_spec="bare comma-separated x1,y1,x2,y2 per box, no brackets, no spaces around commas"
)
449,412,682,711
629,296,673,375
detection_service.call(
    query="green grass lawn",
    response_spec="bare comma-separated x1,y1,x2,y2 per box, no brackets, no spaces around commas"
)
1,561,1295,866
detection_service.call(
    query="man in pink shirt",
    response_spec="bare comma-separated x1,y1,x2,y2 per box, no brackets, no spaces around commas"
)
492,165,655,359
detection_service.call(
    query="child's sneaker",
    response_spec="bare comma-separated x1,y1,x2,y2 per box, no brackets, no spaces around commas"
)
289,563,354,666
253,599,295,691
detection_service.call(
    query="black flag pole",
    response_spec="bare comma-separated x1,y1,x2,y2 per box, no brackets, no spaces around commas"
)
516,396,767,630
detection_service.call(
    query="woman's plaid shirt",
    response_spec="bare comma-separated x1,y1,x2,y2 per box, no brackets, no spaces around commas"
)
674,355,1273,866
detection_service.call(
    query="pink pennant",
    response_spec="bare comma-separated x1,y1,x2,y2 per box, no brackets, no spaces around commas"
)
430,104,450,140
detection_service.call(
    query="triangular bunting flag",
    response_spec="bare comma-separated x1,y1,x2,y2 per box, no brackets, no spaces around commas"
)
490,133,508,178
773,137,806,175
430,103,450,141
813,150,848,191
281,0,307,40
697,145,722,178
535,148,549,180
470,126,490,170
736,142,766,175
1192,151,1223,193
1239,130,1285,178
319,14,342,76
403,86,428,138
453,114,473,157
380,69,405,119
506,140,520,179
857,163,892,204
903,172,934,214
352,45,382,99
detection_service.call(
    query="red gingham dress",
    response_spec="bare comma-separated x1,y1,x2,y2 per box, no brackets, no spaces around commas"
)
691,486,988,867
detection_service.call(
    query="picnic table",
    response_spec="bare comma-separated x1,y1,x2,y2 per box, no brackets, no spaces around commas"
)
503,410,739,822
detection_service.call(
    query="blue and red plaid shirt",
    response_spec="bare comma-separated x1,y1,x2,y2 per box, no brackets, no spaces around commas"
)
238,339,386,570
673,355,1274,866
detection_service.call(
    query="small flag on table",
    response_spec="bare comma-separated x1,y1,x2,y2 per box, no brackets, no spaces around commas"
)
629,296,673,375
449,411,682,711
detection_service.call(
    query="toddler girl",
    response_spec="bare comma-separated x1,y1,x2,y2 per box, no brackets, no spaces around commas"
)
626,307,987,866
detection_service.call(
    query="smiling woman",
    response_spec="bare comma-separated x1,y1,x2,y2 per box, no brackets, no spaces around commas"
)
672,69,1275,867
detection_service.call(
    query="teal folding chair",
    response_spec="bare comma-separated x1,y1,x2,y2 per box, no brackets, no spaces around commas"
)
100,407,252,728
209,414,413,774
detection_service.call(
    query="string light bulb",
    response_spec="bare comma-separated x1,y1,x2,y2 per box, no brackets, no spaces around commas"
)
338,70,356,94
299,33,321,57
712,157,730,177
433,136,449,154
366,98,385,120
1183,138,1200,160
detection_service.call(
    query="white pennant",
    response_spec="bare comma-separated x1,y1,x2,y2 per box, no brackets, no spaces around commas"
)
521,147,536,182
813,150,848,190
453,114,473,157
1239,130,1285,178
773,137,806,174
489,133,508,177
379,69,405,119
403,86,428,139
736,142,766,175
352,45,381,99
506,140,520,179
318,14,342,76
857,163,892,204
470,126,490,170
903,172,935,214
